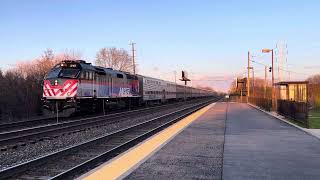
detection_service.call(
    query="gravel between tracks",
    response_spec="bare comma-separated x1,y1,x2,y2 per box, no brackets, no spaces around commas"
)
0,101,206,170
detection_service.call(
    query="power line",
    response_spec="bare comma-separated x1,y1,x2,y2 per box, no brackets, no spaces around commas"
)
250,59,310,76
250,60,268,67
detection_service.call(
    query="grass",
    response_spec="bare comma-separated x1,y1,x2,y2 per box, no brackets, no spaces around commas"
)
286,119,308,128
308,108,320,129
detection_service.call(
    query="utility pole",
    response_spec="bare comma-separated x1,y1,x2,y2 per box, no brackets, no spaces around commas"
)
174,71,177,84
247,51,250,102
264,66,267,98
129,42,136,74
252,67,255,97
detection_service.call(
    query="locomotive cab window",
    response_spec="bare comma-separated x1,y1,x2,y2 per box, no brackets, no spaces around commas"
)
45,62,82,79
46,65,61,79
117,74,123,78
58,68,80,79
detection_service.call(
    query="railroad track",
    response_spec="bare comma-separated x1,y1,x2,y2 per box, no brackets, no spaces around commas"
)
0,99,215,179
0,99,211,148
0,100,195,133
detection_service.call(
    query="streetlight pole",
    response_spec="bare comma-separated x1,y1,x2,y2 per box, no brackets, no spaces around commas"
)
271,49,277,110
262,48,275,110
271,49,274,88
247,51,250,102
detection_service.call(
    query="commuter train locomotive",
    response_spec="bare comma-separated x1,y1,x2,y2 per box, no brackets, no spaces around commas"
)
42,60,215,115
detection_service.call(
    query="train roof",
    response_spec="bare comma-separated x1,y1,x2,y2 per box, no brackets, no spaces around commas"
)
66,60,136,79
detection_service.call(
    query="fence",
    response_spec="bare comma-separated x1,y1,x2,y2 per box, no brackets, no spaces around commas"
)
277,100,309,127
249,97,272,111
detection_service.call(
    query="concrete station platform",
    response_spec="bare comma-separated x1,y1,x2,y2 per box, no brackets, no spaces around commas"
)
82,102,320,180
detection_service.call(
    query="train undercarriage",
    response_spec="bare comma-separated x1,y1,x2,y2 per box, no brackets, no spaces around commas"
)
42,97,142,117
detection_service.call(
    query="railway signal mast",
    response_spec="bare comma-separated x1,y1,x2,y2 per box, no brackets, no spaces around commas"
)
180,71,191,101
180,70,191,85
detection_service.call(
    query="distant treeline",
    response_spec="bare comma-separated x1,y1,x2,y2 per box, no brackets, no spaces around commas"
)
307,75,320,108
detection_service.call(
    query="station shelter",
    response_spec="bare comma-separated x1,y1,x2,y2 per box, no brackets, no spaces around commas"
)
275,81,308,102
275,81,309,124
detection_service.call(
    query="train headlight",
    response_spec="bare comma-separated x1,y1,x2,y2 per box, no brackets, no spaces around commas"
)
54,80,58,86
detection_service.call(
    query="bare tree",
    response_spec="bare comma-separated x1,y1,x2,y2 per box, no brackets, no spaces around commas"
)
307,74,320,108
95,47,133,72
56,49,82,61
307,74,320,84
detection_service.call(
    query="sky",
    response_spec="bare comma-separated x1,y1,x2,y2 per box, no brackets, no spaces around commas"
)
1,0,320,92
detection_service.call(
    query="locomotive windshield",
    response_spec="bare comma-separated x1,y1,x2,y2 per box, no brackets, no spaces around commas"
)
58,69,80,78
46,66,61,79
46,65,80,79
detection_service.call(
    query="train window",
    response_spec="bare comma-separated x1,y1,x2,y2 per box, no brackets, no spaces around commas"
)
89,72,93,80
127,74,132,79
80,71,85,79
117,74,123,78
85,72,89,80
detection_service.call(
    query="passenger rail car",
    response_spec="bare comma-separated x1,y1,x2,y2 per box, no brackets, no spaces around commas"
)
138,76,177,103
42,60,216,115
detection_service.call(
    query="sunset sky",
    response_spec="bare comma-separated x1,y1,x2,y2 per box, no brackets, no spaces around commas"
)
1,0,320,92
